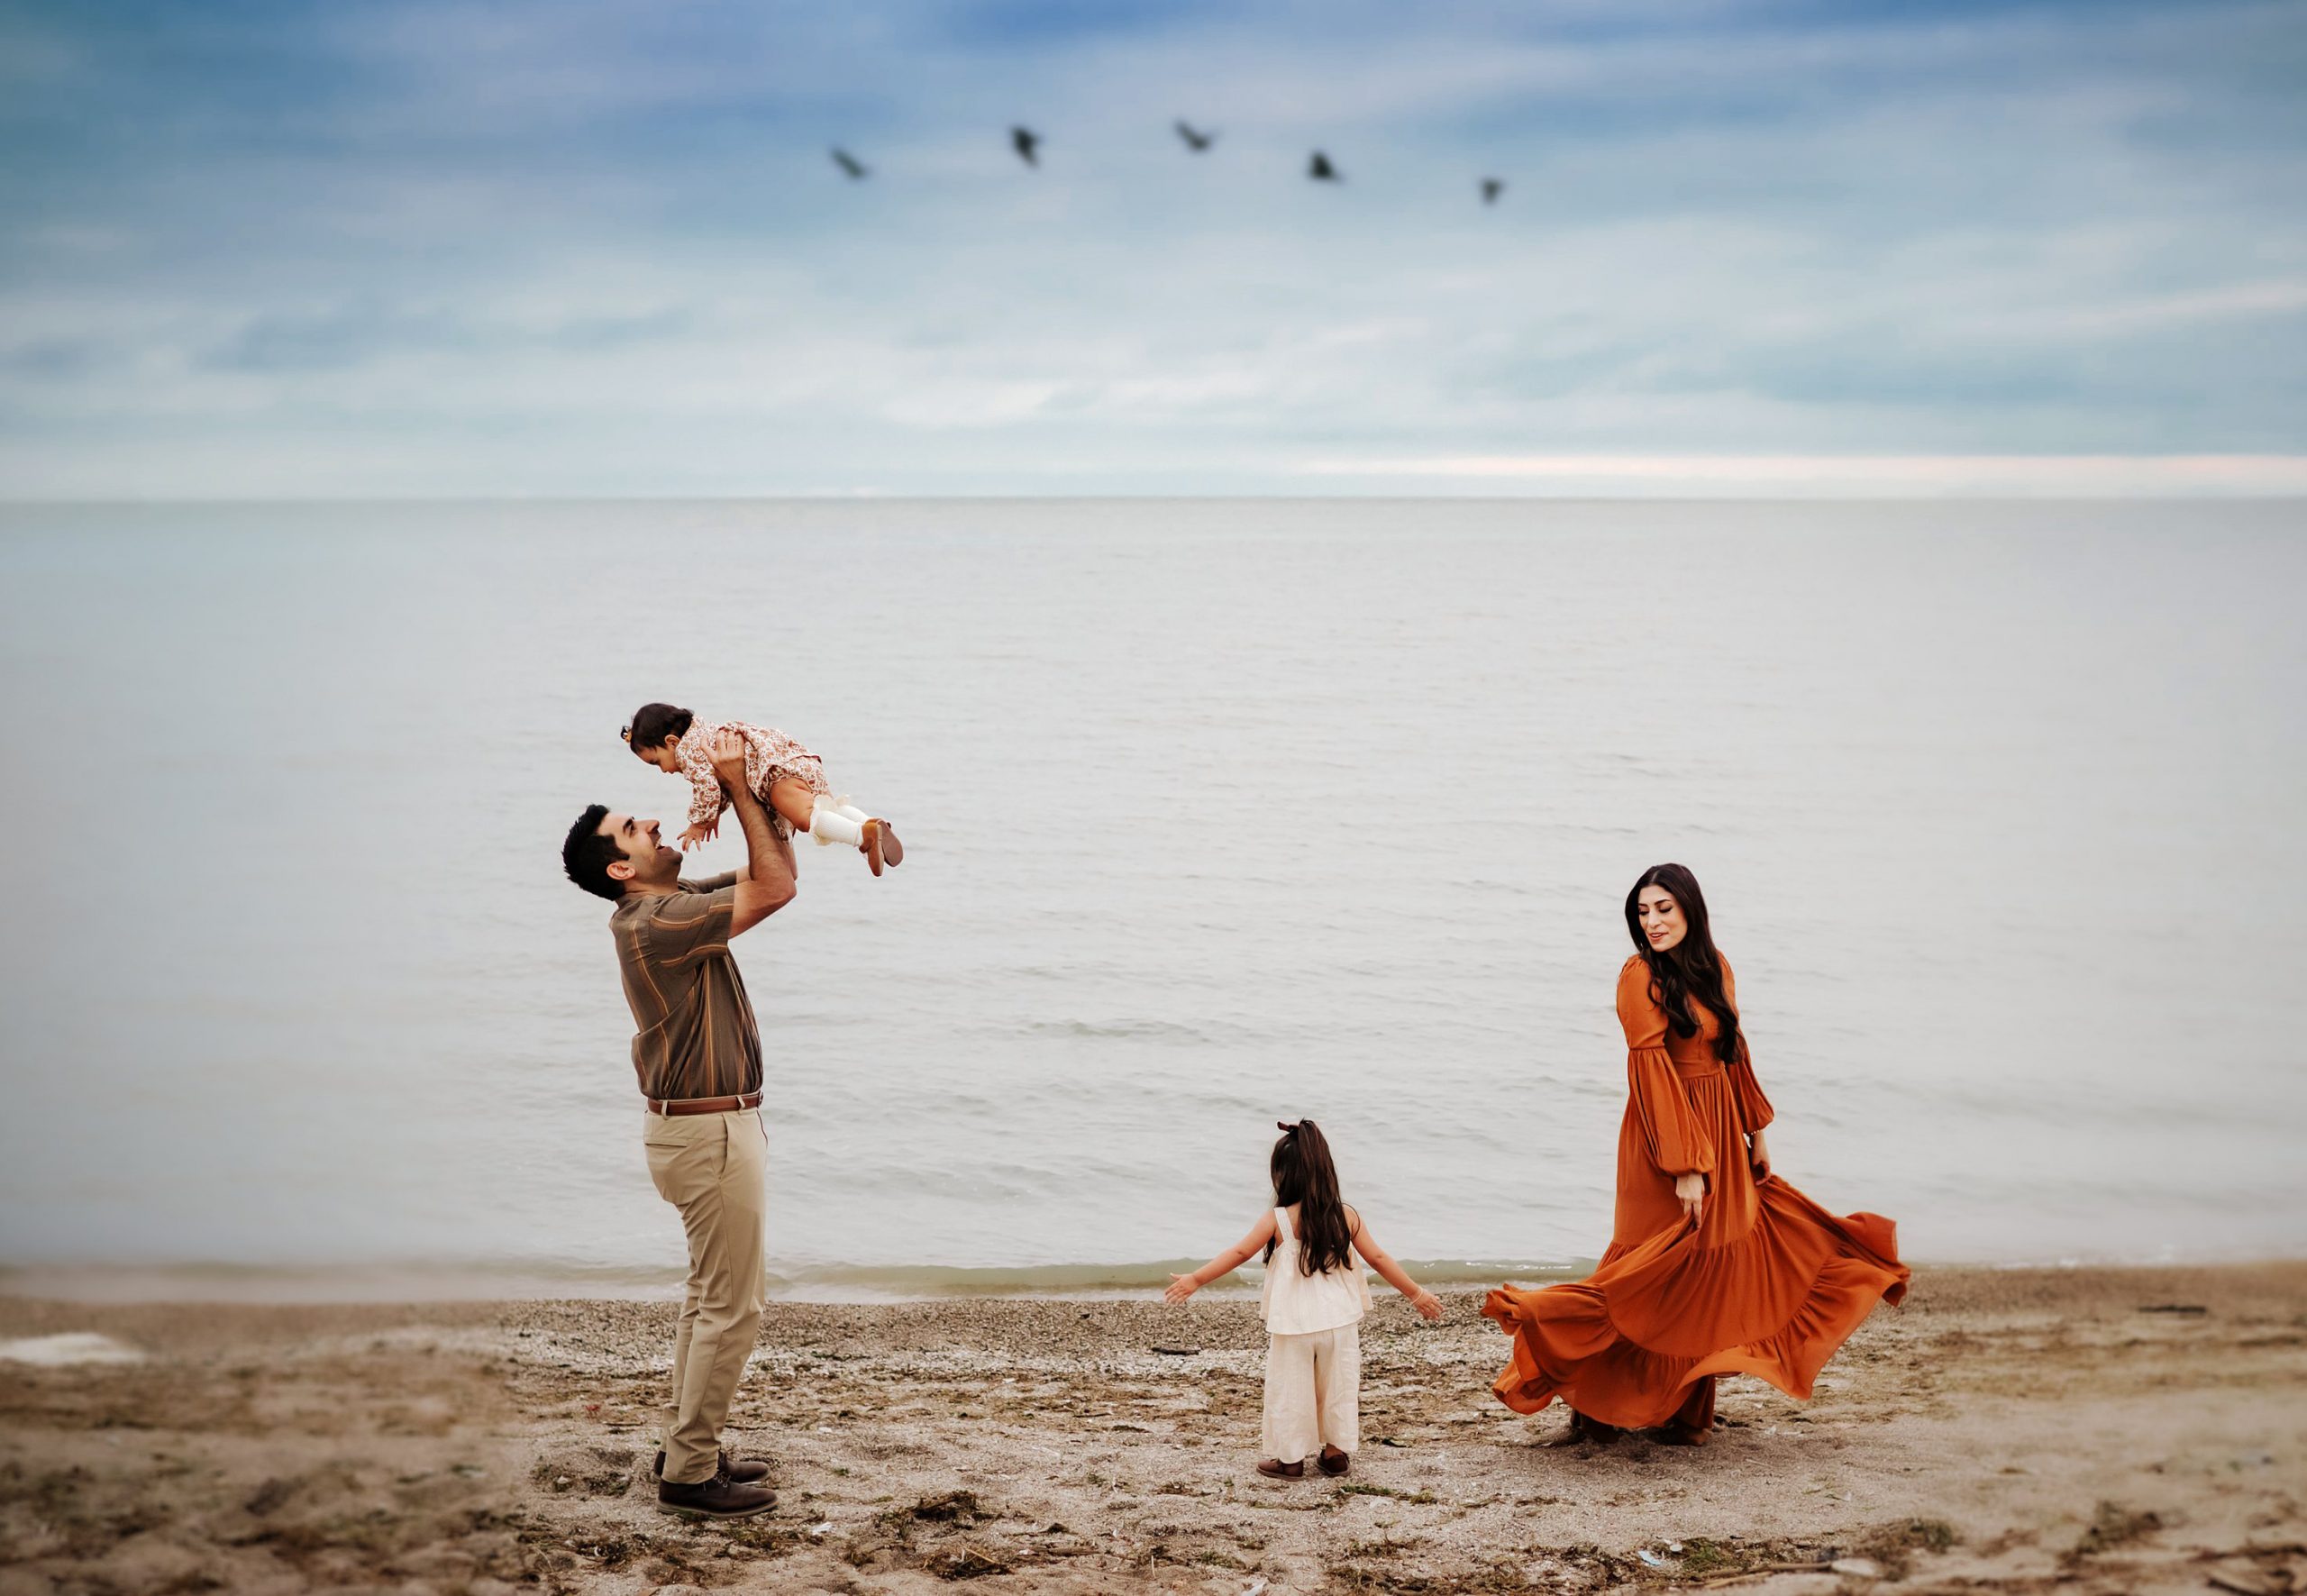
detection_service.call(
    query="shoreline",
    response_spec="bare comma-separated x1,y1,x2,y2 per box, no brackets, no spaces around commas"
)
0,1257,1600,1308
3,1263,2302,1593
5,1250,2295,1308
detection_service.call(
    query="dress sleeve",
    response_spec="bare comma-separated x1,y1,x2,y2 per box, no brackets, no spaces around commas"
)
1720,959,1776,1133
1619,957,1713,1177
674,735,727,830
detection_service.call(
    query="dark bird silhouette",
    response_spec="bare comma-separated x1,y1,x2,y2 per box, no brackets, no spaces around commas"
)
1011,126,1041,167
1482,178,1504,205
1308,150,1340,182
831,148,869,180
1175,120,1216,152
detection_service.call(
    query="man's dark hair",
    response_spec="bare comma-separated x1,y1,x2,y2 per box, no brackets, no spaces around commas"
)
626,702,694,750
563,803,625,901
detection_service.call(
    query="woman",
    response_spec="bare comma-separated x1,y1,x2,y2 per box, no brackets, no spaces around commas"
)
1482,863,1908,1445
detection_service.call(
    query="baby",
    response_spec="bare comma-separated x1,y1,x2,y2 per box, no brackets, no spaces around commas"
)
625,702,904,877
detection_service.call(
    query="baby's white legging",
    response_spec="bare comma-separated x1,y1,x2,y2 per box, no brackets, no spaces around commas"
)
805,797,875,847
1262,1324,1360,1464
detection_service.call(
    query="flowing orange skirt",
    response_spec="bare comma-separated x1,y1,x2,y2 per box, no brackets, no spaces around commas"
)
1483,1062,1908,1430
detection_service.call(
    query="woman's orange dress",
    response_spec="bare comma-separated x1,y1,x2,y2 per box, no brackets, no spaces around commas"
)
1482,954,1908,1432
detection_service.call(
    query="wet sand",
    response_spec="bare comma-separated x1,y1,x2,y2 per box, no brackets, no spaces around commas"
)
2,1263,2302,1594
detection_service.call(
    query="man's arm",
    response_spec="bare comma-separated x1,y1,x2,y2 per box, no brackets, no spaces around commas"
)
710,730,797,935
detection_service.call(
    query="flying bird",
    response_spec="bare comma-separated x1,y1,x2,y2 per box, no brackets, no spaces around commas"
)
1308,150,1340,182
1175,120,1216,152
831,148,869,180
1481,178,1504,205
1011,126,1041,167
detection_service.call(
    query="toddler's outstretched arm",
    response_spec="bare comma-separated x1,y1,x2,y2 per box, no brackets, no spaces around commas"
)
1346,1208,1445,1320
1165,1212,1281,1304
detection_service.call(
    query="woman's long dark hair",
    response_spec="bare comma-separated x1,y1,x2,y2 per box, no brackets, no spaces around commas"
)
1265,1119,1354,1276
1624,862,1746,1066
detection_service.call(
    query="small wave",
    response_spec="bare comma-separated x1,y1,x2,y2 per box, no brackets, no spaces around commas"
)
767,1256,1589,1300
0,1255,1589,1305
1018,1018,1213,1044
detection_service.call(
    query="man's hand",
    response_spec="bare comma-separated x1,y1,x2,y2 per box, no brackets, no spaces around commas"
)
709,728,750,797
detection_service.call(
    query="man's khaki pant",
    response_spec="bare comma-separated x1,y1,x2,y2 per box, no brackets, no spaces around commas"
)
643,1108,767,1485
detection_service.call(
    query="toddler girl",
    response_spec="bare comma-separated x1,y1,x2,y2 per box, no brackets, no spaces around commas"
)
1166,1120,1444,1479
624,702,904,876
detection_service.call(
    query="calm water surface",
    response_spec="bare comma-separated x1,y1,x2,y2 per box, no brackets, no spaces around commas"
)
2,499,2302,1297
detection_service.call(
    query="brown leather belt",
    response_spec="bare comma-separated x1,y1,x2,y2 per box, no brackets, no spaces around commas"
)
644,1090,762,1117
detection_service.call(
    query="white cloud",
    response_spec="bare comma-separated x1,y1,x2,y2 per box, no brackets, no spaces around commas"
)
2,1,2302,496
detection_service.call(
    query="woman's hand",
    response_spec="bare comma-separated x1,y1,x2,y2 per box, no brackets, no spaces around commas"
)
1409,1289,1445,1322
1674,1172,1707,1226
1747,1129,1771,1181
1164,1272,1199,1305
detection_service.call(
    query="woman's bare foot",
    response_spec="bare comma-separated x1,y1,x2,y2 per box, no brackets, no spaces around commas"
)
1545,1409,1621,1447
1652,1420,1710,1447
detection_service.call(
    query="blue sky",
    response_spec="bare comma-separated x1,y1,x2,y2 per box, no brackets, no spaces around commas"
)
2,0,2303,496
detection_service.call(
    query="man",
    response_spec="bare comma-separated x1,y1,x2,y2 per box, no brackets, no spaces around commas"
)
561,728,798,1519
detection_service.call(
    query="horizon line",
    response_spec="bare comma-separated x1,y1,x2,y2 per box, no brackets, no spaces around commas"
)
8,455,2307,506
5,490,2305,509
1290,452,2307,493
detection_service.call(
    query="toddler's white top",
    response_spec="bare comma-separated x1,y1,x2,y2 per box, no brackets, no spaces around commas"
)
1260,1206,1372,1336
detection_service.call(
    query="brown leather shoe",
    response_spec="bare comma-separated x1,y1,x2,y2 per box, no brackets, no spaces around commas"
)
1255,1458,1305,1479
658,1470,777,1519
655,1447,770,1485
861,818,900,876
1317,1446,1350,1476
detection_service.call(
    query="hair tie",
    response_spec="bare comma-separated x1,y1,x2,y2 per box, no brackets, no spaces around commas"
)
620,725,633,743
1277,1120,1299,1135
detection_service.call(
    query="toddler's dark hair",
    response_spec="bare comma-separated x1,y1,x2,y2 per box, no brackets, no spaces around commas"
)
625,702,694,750
1267,1119,1355,1277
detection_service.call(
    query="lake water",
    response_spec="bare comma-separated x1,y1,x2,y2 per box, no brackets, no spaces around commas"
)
2,498,2302,1299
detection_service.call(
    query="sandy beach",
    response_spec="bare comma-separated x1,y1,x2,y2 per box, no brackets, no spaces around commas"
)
2,1263,2302,1595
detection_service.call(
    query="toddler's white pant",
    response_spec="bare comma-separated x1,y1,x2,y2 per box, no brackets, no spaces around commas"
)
1262,1323,1360,1464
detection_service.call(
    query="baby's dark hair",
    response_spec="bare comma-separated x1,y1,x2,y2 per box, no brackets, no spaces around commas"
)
625,702,694,750
1266,1119,1355,1277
